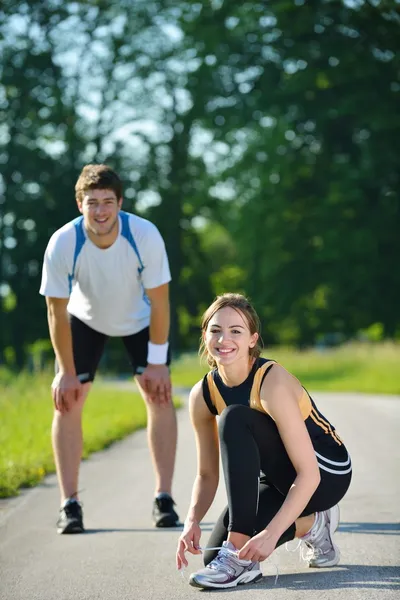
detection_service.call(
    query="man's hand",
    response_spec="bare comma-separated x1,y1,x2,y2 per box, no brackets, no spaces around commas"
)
51,372,83,413
141,364,171,405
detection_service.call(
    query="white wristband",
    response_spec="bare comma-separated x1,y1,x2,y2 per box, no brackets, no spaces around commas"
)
147,341,169,365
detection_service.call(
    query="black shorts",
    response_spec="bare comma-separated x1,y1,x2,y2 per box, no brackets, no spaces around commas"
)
56,315,171,383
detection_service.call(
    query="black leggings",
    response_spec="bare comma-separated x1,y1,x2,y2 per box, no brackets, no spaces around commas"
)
204,404,352,565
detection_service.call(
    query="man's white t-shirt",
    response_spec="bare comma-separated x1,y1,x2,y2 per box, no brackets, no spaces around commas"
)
39,211,171,336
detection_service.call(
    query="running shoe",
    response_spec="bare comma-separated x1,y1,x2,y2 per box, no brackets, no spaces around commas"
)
303,504,340,567
152,493,179,527
189,541,262,589
57,499,84,534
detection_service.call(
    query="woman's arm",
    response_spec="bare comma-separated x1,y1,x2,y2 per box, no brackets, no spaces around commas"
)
185,380,220,525
176,380,219,568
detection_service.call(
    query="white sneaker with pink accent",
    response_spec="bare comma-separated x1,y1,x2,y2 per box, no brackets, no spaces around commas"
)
189,541,263,589
302,505,341,568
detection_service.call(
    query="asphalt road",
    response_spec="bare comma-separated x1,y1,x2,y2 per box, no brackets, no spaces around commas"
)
0,390,399,599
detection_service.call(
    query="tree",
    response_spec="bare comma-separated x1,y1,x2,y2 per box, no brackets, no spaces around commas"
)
175,0,400,343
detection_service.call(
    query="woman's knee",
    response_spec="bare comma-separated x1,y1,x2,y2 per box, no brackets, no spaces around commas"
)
218,404,251,440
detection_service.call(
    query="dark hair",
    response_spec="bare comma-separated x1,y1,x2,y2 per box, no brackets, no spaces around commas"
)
75,164,123,203
199,293,263,369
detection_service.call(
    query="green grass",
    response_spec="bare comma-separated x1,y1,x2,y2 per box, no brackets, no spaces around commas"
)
0,371,180,498
170,353,209,387
171,342,400,395
1,342,398,498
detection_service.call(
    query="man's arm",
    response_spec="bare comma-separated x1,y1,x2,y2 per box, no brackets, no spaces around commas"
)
146,283,170,346
46,297,82,412
46,297,75,374
140,283,171,404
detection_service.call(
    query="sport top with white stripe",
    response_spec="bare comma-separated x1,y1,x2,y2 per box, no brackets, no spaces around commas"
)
39,211,171,336
203,358,343,447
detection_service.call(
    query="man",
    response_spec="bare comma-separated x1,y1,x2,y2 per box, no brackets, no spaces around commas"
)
39,164,179,533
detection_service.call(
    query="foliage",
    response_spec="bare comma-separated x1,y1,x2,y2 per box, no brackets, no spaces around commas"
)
176,0,400,344
0,1,399,368
171,342,400,395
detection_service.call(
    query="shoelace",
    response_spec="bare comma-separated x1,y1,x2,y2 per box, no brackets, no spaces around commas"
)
60,491,84,519
179,545,279,585
62,500,83,520
178,545,235,580
284,539,320,563
207,546,240,576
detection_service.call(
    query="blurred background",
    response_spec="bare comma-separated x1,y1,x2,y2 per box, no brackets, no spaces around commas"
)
0,0,399,372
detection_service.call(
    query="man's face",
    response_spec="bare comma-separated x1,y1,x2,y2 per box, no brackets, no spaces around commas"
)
78,188,122,237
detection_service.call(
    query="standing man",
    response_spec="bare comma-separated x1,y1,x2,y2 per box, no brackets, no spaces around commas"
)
39,164,179,533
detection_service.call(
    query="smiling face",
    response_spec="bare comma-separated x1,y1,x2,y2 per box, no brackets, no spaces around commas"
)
204,306,259,367
78,188,122,238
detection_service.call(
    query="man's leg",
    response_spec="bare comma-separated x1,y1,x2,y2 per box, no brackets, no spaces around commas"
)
52,315,107,533
51,382,91,503
135,375,177,496
122,326,179,526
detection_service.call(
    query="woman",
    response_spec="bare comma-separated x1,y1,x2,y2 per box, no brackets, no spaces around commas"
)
176,293,352,590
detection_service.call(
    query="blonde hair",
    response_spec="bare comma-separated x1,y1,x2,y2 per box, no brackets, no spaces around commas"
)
199,293,263,369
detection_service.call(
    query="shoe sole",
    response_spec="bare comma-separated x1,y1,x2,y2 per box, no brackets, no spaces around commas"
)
153,517,180,528
309,504,340,568
309,549,341,568
189,570,263,589
57,524,85,534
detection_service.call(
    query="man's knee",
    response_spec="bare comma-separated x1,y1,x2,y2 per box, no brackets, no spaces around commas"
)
52,396,86,420
145,398,175,415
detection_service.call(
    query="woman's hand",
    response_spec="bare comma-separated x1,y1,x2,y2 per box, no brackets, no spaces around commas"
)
176,520,202,569
238,529,280,562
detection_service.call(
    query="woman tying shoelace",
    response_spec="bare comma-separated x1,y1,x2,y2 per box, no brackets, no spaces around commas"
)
176,293,352,590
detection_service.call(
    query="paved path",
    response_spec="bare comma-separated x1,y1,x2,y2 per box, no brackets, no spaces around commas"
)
0,391,399,599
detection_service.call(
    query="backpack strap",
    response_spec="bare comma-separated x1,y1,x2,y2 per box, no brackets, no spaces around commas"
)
119,211,150,305
68,216,86,294
120,211,144,275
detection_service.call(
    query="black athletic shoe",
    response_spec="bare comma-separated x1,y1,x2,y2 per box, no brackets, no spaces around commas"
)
152,494,179,527
57,500,84,534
